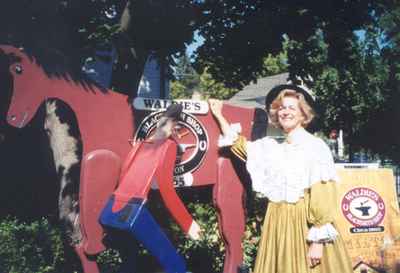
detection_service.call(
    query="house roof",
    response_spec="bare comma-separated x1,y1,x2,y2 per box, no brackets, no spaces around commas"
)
228,72,289,108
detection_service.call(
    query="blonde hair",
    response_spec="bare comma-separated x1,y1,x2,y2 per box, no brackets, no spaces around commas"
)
269,89,315,129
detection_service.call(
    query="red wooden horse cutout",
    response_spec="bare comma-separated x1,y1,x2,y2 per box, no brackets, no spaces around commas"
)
0,44,266,273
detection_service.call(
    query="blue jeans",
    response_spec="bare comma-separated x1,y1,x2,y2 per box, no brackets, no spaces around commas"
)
99,197,187,273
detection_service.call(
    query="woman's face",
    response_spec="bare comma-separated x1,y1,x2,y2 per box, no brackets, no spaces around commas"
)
277,96,304,133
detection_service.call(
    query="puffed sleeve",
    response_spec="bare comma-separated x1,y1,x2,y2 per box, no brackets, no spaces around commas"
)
231,136,248,162
306,139,340,242
217,124,279,196
217,123,248,161
217,123,242,146
306,181,339,242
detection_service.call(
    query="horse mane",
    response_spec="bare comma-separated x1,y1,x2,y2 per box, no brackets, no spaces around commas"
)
1,44,108,93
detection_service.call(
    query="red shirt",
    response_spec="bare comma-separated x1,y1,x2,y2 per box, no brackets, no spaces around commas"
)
112,138,193,234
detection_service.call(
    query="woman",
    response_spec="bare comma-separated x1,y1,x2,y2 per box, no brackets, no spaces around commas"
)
209,85,352,273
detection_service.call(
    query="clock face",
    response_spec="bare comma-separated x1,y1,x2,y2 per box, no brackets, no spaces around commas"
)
135,111,209,186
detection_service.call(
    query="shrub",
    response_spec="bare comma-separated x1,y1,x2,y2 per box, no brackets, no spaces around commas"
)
0,217,64,273
0,195,268,273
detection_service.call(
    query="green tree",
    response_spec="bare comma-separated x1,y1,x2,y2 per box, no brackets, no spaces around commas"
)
175,54,200,89
198,68,239,99
0,0,198,97
170,52,240,100
365,6,400,163
171,49,288,100
170,81,189,99
170,66,238,100
1,0,395,96
170,52,238,100
170,53,200,99
194,0,395,88
258,51,288,78
285,28,393,161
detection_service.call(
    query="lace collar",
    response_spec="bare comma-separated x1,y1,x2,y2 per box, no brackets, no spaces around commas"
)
284,127,310,145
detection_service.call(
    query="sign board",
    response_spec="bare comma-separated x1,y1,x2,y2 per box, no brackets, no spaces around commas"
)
132,99,256,188
133,97,209,115
335,169,400,271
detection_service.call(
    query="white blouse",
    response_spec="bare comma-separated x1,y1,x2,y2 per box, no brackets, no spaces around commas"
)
219,125,338,202
246,127,338,203
218,125,339,242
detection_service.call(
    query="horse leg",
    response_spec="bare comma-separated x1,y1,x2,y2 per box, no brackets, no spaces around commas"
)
74,245,100,273
79,149,122,272
214,158,246,273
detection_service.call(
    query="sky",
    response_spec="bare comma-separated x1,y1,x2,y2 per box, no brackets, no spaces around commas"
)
186,31,205,58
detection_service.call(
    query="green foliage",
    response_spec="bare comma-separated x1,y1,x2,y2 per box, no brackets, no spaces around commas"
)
174,54,200,89
163,196,268,272
96,248,122,273
195,0,395,88
373,5,400,163
0,218,64,273
170,53,201,99
258,52,288,78
172,202,225,272
285,28,397,161
0,197,269,273
170,80,190,99
242,197,267,269
171,67,239,100
199,68,239,100
170,54,239,100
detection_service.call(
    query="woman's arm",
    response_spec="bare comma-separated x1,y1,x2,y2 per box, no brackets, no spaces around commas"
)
306,181,339,267
208,99,232,136
306,139,341,267
208,99,248,161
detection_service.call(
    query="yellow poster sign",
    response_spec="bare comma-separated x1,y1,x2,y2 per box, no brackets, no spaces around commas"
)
335,168,400,272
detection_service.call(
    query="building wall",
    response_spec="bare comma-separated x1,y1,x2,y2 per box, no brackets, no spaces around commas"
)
137,55,170,98
83,48,169,98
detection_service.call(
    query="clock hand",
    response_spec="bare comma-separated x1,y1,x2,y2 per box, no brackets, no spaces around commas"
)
178,143,196,153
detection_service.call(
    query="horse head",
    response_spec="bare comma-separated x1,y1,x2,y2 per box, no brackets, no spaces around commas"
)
0,50,14,144
0,45,50,128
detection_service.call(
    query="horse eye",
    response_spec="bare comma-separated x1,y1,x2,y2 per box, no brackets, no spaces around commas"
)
15,65,23,74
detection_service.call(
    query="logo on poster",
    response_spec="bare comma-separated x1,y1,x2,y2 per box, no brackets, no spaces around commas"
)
341,187,385,229
135,111,209,187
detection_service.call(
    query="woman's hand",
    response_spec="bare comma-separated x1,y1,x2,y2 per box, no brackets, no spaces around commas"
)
307,242,323,267
208,99,223,118
188,221,202,240
208,98,232,136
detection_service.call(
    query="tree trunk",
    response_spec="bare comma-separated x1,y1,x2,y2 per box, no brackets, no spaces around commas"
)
110,43,149,99
348,141,354,163
110,0,149,99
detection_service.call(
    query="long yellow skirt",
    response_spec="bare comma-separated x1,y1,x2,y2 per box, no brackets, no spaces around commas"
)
253,200,353,273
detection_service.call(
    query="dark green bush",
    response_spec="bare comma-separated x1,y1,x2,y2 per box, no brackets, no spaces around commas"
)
0,196,268,273
0,217,64,273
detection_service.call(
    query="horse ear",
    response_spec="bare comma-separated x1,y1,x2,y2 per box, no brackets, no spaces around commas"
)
7,53,22,64
0,47,21,64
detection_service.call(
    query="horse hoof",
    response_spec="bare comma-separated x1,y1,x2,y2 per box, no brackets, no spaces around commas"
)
237,264,250,273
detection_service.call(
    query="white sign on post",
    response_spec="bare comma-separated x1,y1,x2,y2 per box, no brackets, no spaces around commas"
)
133,97,209,115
